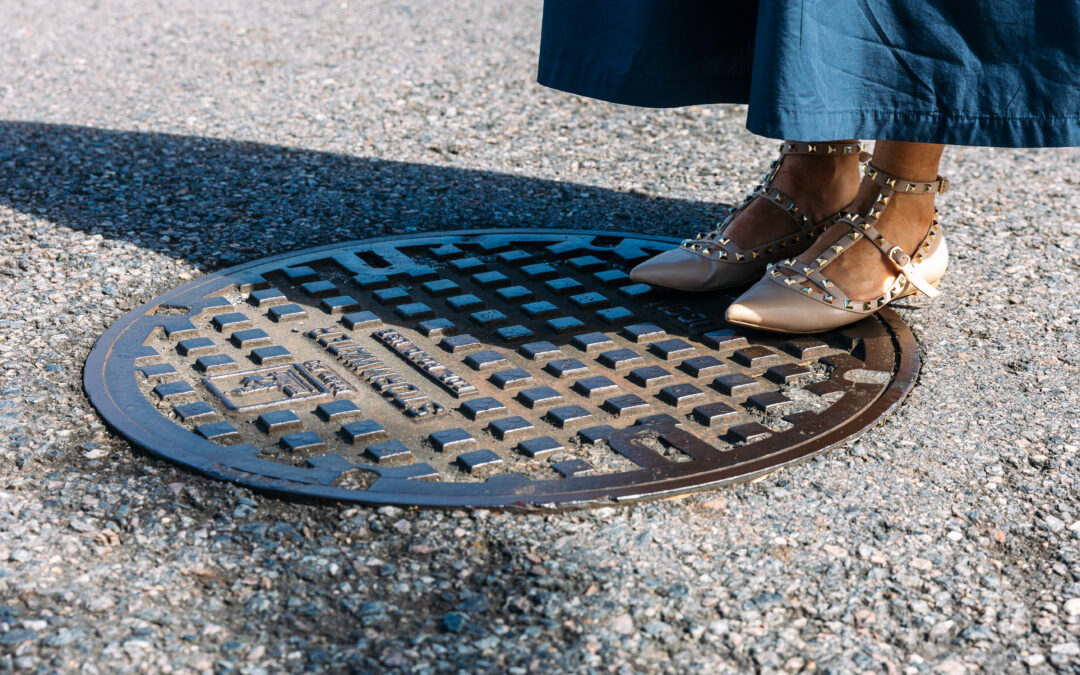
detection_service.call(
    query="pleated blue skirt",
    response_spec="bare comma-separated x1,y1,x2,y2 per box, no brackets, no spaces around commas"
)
538,1,1080,147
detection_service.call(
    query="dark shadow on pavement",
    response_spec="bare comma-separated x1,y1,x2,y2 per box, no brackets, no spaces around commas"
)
0,121,726,269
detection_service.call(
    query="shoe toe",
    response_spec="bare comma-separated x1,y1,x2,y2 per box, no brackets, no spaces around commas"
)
726,279,856,334
630,247,759,292
629,249,703,290
724,297,767,328
725,282,787,330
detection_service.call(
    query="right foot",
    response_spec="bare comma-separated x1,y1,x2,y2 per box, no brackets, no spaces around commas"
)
725,161,950,334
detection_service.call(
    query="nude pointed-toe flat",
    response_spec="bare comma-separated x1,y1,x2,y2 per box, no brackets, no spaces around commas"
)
726,163,950,334
630,141,871,293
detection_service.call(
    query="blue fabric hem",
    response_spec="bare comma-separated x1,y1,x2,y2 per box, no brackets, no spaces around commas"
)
539,54,1080,147
537,57,749,109
746,107,1080,148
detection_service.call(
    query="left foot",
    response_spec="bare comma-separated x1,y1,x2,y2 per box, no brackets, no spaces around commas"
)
629,140,870,293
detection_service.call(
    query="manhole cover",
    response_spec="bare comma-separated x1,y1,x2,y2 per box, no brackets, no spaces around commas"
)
85,229,918,510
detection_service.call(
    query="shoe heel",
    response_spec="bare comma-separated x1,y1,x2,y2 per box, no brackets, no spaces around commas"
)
920,232,949,287
897,229,948,299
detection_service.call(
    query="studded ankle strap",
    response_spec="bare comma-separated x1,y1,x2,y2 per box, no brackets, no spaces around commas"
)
781,141,872,162
864,162,950,195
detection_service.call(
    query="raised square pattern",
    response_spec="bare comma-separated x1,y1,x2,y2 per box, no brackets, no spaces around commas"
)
464,350,509,371
545,405,593,428
517,437,563,459
395,302,435,320
429,428,475,453
572,376,619,398
212,313,253,332
365,441,413,464
320,295,361,315
628,366,672,388
341,420,387,444
650,339,696,360
489,416,535,440
598,348,644,371
713,373,760,396
679,356,726,378
489,368,535,390
456,449,502,473
620,323,666,344
518,341,562,361
658,384,706,407
341,311,382,329
256,410,302,435
447,294,484,312
546,317,585,334
230,328,272,349
571,332,615,354
315,399,362,423
268,304,307,323
603,394,650,416
517,386,564,409
461,397,507,420
544,358,590,379
280,431,326,453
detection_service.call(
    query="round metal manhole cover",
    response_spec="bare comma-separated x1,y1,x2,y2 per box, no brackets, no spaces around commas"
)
85,229,918,510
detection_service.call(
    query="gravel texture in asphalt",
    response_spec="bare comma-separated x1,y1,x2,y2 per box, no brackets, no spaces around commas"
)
1,1,1079,673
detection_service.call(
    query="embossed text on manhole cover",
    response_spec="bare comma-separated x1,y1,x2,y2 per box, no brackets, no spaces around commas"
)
84,229,919,509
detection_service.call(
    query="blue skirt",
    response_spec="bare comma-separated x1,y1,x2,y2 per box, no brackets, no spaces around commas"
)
538,1,1080,147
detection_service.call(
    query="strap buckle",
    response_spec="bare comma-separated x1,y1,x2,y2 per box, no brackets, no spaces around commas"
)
887,246,910,267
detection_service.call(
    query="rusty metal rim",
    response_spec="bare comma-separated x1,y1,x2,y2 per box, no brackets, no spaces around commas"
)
84,228,920,511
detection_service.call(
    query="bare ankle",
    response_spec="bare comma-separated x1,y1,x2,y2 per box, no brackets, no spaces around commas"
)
772,155,861,220
868,140,944,183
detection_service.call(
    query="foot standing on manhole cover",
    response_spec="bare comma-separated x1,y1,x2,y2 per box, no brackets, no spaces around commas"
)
538,4,1079,332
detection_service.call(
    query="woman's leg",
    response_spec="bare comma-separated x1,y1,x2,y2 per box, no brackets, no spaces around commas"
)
714,140,863,250
794,141,945,301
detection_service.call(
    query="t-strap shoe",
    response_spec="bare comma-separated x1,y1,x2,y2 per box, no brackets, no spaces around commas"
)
629,141,872,292
725,163,950,334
